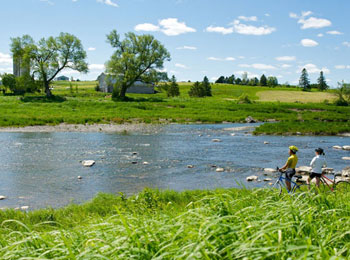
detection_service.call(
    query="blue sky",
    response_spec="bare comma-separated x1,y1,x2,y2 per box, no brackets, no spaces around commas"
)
0,0,349,86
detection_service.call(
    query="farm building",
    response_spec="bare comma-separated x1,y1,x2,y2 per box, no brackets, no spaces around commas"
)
97,73,155,94
55,75,70,81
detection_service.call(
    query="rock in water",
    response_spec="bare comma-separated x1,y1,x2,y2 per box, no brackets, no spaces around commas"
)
264,141,269,144
187,165,194,168
333,145,342,150
322,168,334,174
77,176,83,180
132,152,138,155
246,175,258,181
343,146,350,151
212,139,221,142
264,178,272,182
82,160,95,167
245,116,257,123
0,196,6,200
342,157,350,161
20,206,29,210
216,168,225,172
264,168,277,173
143,162,150,165
342,167,350,177
296,166,312,175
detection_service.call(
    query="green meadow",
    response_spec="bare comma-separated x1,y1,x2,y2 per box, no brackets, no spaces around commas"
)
0,81,349,135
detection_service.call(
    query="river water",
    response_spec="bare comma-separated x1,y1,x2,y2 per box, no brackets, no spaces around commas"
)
0,123,349,209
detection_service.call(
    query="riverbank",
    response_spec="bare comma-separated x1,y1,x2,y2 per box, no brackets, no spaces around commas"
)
0,82,349,135
0,188,349,259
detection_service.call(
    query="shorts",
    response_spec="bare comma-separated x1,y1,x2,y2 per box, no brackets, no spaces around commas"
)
309,172,322,179
285,168,296,181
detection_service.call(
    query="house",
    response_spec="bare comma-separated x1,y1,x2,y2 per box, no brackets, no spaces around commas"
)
55,75,70,81
97,73,155,94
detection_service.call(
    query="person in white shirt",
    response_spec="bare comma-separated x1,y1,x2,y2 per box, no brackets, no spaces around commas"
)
307,148,327,188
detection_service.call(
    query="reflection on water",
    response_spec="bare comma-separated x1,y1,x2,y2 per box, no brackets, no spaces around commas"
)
0,123,349,209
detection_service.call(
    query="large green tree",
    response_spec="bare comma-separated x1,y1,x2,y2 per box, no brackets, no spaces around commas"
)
260,74,267,86
299,68,311,91
106,30,170,99
10,33,88,97
317,71,328,91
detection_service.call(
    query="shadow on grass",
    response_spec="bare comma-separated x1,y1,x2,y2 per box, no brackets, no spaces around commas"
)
20,95,67,103
112,96,164,103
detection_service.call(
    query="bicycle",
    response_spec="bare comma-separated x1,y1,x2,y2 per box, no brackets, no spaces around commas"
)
313,172,350,193
273,167,305,195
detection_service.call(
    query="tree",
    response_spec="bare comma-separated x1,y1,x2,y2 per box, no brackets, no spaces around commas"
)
188,76,212,97
299,68,310,91
1,73,16,93
202,76,212,96
260,74,267,86
317,71,328,91
227,74,235,84
235,78,242,85
10,33,89,97
267,76,278,87
167,75,180,97
106,30,170,99
248,77,259,86
215,76,226,84
335,81,350,106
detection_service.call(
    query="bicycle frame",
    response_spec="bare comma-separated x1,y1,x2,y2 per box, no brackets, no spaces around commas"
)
274,171,302,193
319,174,336,192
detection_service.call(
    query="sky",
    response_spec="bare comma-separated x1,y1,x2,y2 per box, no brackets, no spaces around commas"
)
0,0,350,87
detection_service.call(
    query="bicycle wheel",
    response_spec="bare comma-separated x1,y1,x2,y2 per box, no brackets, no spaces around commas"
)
275,181,284,196
335,181,350,193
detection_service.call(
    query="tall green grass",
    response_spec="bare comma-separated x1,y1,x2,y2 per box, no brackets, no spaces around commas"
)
0,188,349,259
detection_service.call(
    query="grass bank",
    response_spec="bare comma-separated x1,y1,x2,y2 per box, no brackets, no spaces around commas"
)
0,82,349,135
0,188,349,259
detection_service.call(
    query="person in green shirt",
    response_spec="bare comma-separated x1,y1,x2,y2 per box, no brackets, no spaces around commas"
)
278,145,299,191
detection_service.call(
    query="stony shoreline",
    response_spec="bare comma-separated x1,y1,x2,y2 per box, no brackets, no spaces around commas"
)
0,123,160,133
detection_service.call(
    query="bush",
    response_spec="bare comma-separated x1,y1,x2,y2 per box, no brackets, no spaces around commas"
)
15,75,41,95
188,81,206,97
237,93,252,104
1,73,16,93
167,76,180,97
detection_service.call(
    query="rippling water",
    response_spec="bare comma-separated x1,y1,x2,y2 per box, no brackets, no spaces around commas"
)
0,123,349,209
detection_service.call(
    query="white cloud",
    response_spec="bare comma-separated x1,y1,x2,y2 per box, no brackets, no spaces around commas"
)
343,41,350,47
207,57,235,61
335,65,350,69
231,20,275,35
134,23,160,32
89,64,105,70
281,64,292,68
301,39,319,47
298,63,330,74
175,63,188,69
290,11,331,29
88,47,96,51
135,18,196,36
0,67,12,73
238,56,245,59
0,52,12,64
97,0,118,7
327,30,343,35
317,33,324,37
275,56,296,61
239,63,276,70
206,19,275,36
265,13,270,17
206,26,233,35
176,46,197,50
238,16,258,22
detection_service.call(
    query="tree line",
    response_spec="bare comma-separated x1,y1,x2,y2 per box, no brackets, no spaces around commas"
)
215,73,279,87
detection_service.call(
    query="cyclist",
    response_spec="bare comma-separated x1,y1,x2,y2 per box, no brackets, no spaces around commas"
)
307,148,327,189
278,145,298,191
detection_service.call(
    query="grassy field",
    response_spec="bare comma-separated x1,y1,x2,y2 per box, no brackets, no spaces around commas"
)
257,90,336,103
0,81,349,135
0,188,349,259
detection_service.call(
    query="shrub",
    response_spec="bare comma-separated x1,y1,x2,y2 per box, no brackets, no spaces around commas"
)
188,81,206,97
237,93,252,104
167,76,180,97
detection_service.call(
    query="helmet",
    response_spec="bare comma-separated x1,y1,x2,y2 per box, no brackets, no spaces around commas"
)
289,145,298,153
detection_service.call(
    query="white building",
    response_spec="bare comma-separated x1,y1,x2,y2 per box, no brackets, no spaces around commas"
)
98,73,155,94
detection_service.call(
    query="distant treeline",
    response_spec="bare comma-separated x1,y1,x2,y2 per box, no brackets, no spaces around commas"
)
215,73,280,87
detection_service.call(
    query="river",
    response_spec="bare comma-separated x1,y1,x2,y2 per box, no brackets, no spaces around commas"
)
0,123,349,209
